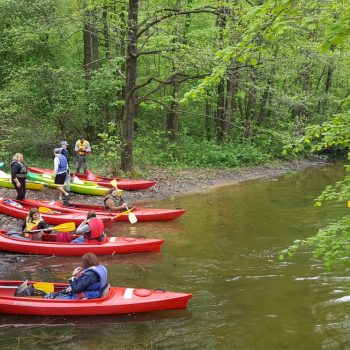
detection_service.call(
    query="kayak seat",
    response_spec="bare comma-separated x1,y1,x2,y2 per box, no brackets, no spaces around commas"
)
100,284,110,298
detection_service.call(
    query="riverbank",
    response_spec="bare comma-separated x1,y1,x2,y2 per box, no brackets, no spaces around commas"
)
0,158,326,271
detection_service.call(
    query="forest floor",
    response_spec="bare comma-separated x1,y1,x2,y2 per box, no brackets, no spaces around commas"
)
0,158,326,271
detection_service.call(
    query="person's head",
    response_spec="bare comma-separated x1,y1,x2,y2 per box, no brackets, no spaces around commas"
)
53,148,61,156
107,188,123,197
13,153,24,162
60,141,69,148
79,135,84,142
28,208,40,221
81,252,99,268
86,211,97,220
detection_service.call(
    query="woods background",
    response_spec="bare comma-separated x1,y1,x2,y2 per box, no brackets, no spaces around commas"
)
0,0,348,174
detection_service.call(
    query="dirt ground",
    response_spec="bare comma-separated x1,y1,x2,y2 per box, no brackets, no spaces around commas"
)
0,158,326,271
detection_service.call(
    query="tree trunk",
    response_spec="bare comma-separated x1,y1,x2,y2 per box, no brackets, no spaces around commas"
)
102,7,110,59
166,82,180,140
83,0,92,81
121,0,138,172
205,100,212,141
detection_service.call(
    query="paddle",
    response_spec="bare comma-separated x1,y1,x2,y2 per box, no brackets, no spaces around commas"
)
33,282,54,294
113,207,136,219
24,221,76,233
39,206,54,213
110,179,138,224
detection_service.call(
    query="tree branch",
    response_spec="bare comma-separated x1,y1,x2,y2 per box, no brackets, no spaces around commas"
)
138,6,218,38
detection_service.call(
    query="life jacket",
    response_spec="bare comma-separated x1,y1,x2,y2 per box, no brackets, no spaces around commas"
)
76,140,89,155
87,218,105,239
25,215,43,231
103,194,123,210
56,154,68,173
76,265,108,299
11,161,27,178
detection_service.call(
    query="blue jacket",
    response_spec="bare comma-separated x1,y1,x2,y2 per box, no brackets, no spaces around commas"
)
56,154,68,173
69,265,108,299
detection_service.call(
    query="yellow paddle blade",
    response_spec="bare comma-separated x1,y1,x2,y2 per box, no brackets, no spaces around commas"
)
39,206,54,213
348,200,350,208
53,222,76,232
113,207,135,219
33,282,54,294
110,179,118,188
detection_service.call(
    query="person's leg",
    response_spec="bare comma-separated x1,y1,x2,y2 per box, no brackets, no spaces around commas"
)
65,171,71,192
57,186,69,200
21,179,26,199
76,156,81,174
81,156,87,172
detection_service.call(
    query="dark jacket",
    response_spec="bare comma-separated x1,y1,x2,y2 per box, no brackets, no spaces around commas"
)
11,161,27,180
69,269,100,294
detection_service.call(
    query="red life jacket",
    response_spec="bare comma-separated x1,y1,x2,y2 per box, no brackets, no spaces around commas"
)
87,218,104,239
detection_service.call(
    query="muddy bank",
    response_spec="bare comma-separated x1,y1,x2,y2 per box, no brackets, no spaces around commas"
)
0,158,326,272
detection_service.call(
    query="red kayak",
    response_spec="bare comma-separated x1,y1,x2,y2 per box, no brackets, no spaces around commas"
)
0,230,164,256
28,167,157,191
21,199,186,221
0,280,192,316
0,198,116,226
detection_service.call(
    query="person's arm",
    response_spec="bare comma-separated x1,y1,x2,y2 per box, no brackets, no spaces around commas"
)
104,197,126,211
53,157,59,176
11,163,21,187
85,141,91,153
69,270,99,294
74,142,79,153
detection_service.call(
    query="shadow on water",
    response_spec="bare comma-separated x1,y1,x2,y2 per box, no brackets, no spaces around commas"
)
0,309,192,329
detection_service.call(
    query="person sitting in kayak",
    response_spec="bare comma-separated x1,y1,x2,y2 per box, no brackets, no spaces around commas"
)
46,252,108,299
21,208,51,240
103,188,128,211
72,211,105,243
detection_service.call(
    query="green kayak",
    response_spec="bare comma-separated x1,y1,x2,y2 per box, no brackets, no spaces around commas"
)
27,172,109,196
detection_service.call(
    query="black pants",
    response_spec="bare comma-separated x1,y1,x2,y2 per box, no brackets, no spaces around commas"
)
12,178,26,200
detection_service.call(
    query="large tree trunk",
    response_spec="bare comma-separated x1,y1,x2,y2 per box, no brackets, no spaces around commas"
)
83,2,99,81
121,0,138,172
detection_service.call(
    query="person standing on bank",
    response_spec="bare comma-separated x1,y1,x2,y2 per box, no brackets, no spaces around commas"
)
53,148,69,200
59,141,71,192
10,153,27,200
74,136,91,174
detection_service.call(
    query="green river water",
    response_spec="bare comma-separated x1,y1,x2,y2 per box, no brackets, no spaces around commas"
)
1,162,350,349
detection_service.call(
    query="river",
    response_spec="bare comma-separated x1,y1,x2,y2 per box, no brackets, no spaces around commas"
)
0,161,349,349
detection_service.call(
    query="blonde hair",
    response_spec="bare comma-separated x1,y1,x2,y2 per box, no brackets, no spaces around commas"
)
12,153,24,162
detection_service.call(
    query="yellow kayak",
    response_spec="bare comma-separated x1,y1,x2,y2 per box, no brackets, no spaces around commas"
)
0,171,44,191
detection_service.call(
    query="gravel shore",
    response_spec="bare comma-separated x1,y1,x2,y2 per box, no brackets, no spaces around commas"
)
0,158,325,271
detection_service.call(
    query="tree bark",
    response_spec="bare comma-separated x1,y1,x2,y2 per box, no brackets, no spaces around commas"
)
121,0,138,172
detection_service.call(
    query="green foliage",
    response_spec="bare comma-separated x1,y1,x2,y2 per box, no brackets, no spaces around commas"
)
93,122,122,175
282,112,350,156
280,216,350,270
134,131,271,168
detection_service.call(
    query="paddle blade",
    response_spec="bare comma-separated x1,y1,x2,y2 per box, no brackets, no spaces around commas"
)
39,206,54,214
53,222,76,232
128,212,138,224
110,179,118,188
348,200,350,208
33,282,54,294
